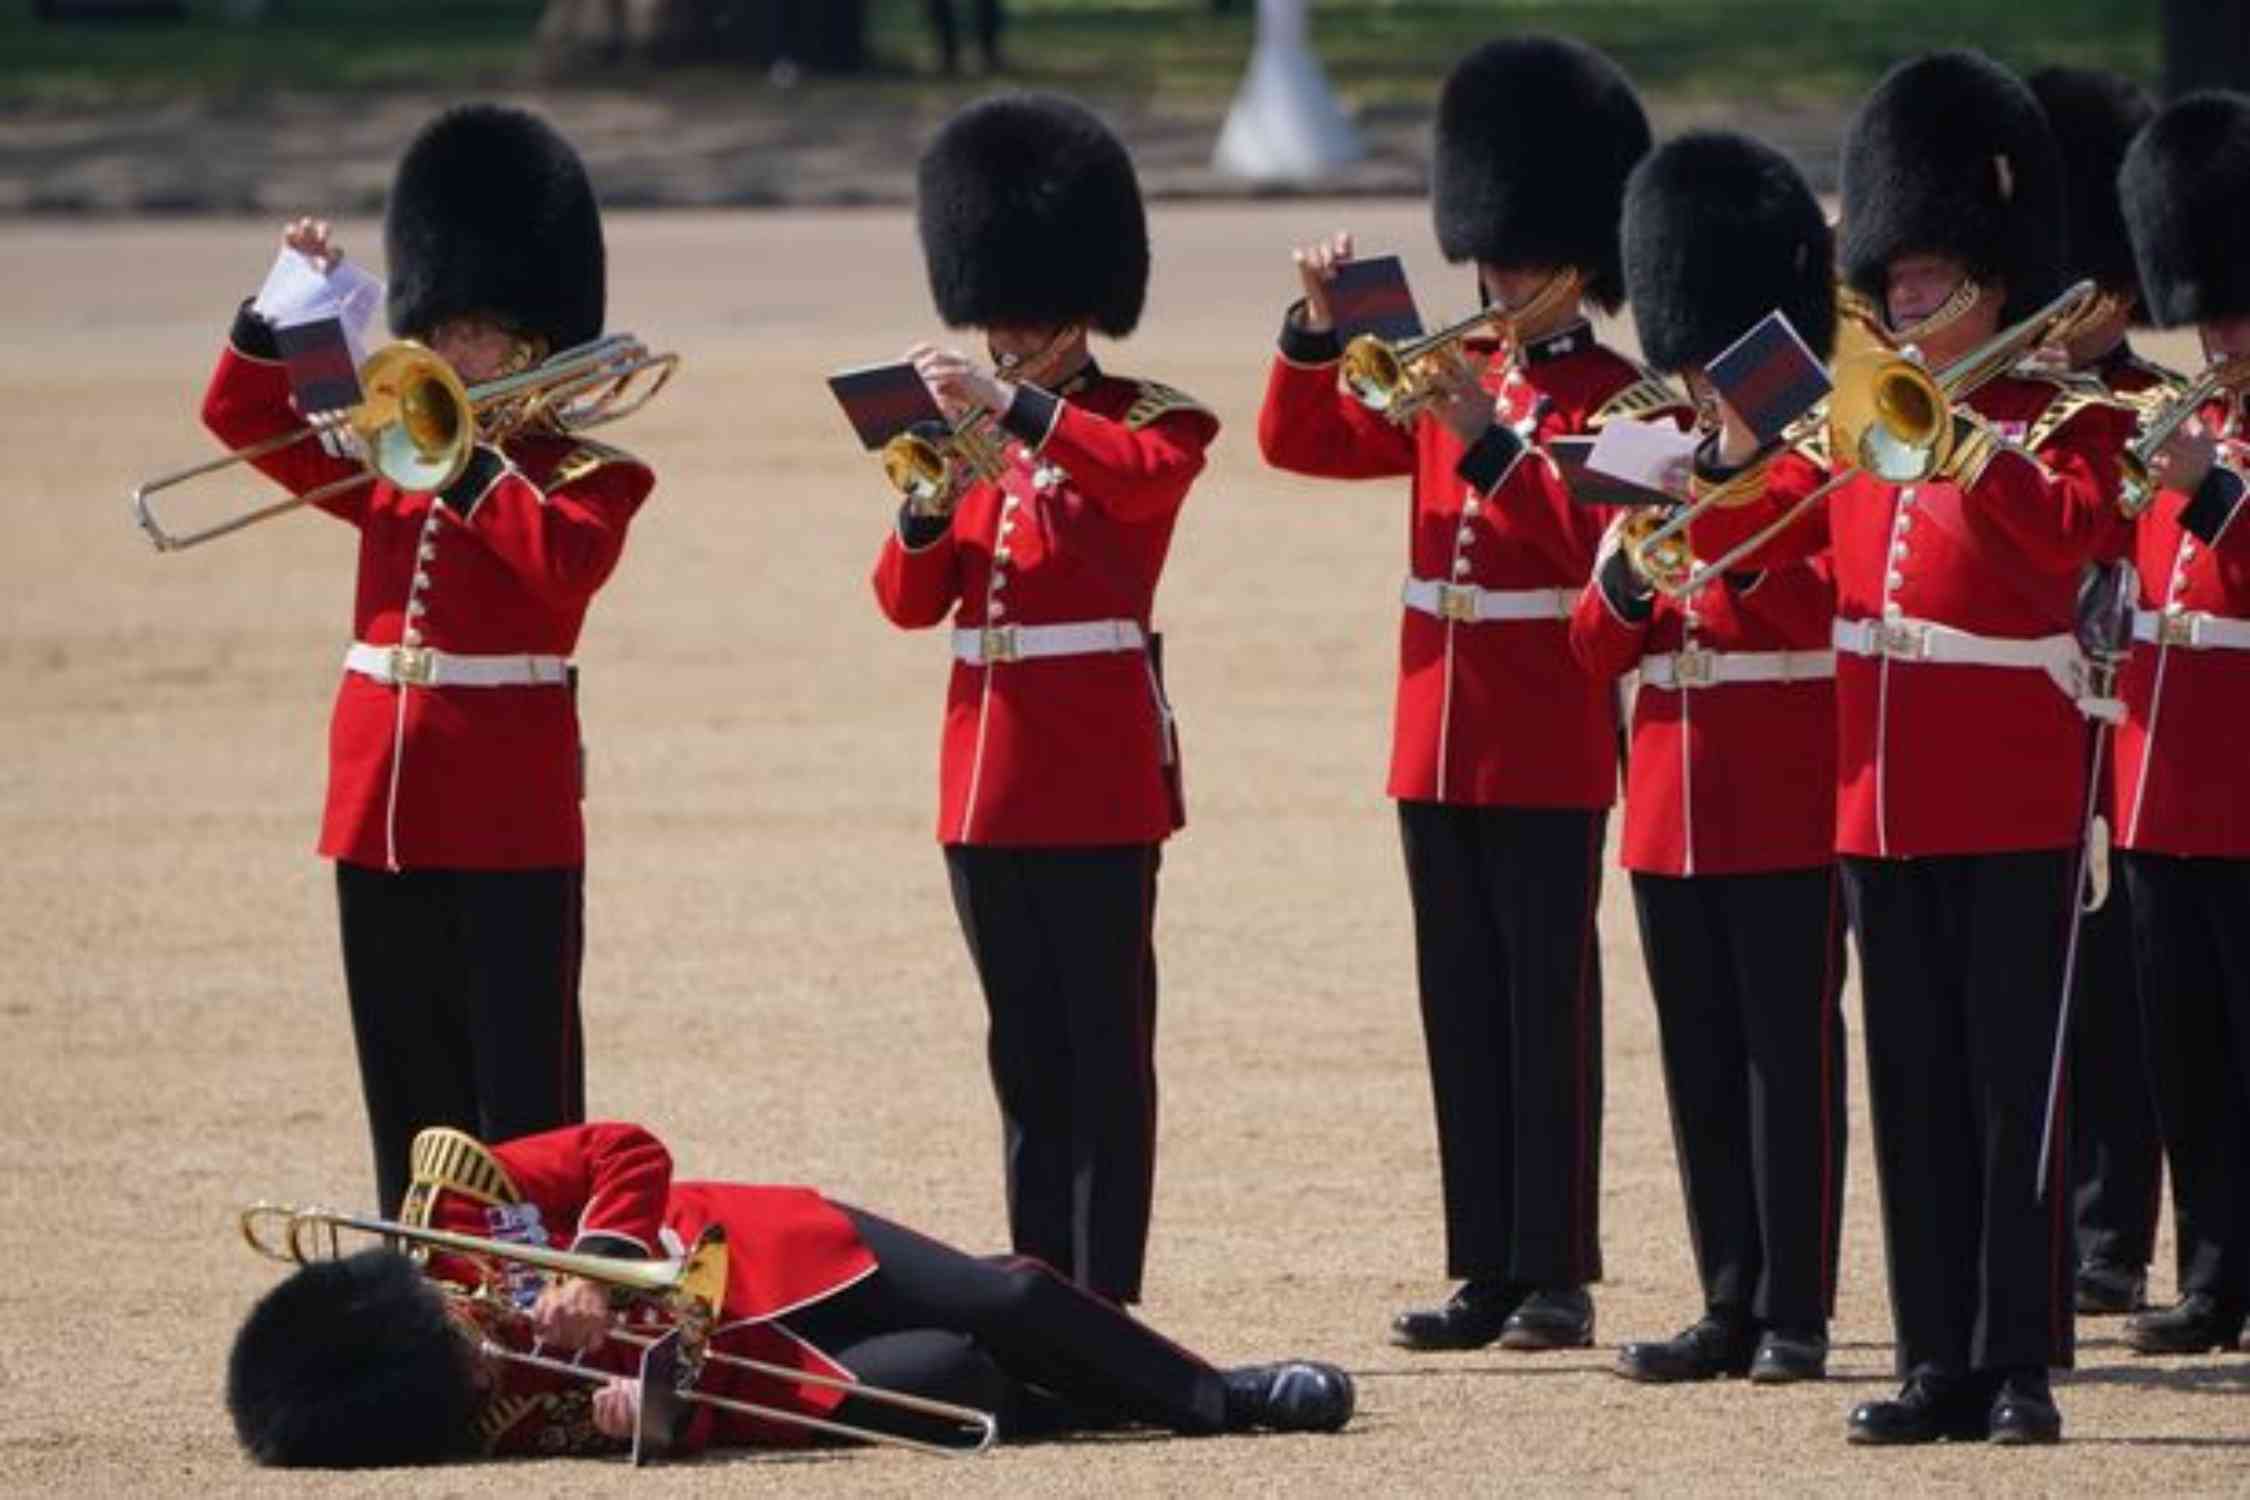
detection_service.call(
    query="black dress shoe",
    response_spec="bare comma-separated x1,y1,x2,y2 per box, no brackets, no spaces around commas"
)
1748,1326,1829,1384
1845,1373,1990,1446
1222,1361,1355,1433
1499,1285,1594,1351
1987,1368,2062,1446
2125,1292,2247,1355
1390,1279,1522,1351
2075,1259,2149,1316
1615,1314,1755,1382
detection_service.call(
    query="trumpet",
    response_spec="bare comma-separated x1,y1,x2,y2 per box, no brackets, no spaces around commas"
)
1342,308,1504,424
239,1201,998,1460
1618,507,1699,594
1631,279,2099,596
132,333,676,553
880,408,1007,513
2116,352,2250,519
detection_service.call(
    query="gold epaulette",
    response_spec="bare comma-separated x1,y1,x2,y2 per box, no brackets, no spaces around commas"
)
1588,370,1692,430
547,436,642,489
1688,453,1779,509
2019,380,2136,455
1122,379,1213,431
399,1126,522,1228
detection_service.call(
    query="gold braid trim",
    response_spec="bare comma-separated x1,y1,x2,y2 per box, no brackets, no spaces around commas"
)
2019,384,2135,456
547,436,639,489
1588,371,1692,430
400,1127,523,1227
1122,379,1213,431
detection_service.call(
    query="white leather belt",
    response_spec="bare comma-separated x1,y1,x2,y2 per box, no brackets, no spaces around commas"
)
1640,647,1835,690
952,619,1145,666
1832,617,2079,673
1401,578,1572,624
2132,608,2250,650
344,642,571,688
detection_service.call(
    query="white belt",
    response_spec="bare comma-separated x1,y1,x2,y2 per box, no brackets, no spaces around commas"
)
1401,578,1572,624
951,619,1145,666
1640,647,1835,690
2132,608,2250,651
1832,617,2080,673
344,642,571,688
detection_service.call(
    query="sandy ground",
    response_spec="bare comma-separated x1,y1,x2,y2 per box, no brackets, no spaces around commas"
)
1,204,2243,1497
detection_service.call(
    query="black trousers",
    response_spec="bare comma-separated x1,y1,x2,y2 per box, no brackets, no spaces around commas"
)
926,0,1002,68
2122,852,2250,1306
1841,852,2076,1375
780,1206,1226,1442
943,843,1161,1304
1397,801,1605,1286
334,862,586,1217
2070,873,2164,1272
1631,867,1848,1332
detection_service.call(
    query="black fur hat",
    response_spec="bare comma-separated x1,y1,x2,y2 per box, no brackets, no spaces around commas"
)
384,103,605,350
916,92,1149,337
1838,50,2065,326
2027,66,2156,305
227,1249,480,1468
2121,90,2250,327
1623,131,1836,372
1431,35,1651,313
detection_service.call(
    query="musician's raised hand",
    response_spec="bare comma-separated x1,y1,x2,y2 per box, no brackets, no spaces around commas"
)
1291,231,1354,334
2151,415,2219,497
280,217,341,273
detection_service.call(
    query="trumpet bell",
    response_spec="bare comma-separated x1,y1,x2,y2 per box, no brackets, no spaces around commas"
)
1340,337,1409,414
881,423,956,510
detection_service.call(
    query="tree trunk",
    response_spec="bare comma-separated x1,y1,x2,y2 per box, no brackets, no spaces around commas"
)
2163,0,2250,97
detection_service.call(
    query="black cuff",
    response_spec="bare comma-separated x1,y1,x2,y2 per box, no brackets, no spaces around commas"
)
2180,463,2248,546
1278,301,1344,365
1454,423,1525,493
230,298,281,361
569,1232,650,1261
898,503,953,549
1598,546,1655,622
1693,431,1771,484
999,382,1062,449
438,445,506,518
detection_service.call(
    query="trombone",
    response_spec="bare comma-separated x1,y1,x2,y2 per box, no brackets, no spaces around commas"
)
133,333,677,553
2116,352,2250,519
239,1201,998,1460
1630,279,2099,596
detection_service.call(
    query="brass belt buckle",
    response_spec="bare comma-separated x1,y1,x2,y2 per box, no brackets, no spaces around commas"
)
388,645,436,685
1437,583,1480,622
2160,611,2197,648
1672,646,1717,688
980,624,1021,664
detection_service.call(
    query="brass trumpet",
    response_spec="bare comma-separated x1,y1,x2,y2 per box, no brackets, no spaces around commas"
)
238,1201,998,1460
2116,352,2250,519
132,333,677,553
1342,309,1504,424
880,408,1007,513
1618,507,1698,594
1630,280,2099,596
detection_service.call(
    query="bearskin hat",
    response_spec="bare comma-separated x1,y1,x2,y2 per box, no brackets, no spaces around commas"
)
1623,131,1836,372
2120,90,2250,327
916,92,1149,337
2027,66,2156,305
1431,36,1651,313
227,1249,480,1468
1839,50,2065,326
384,103,605,351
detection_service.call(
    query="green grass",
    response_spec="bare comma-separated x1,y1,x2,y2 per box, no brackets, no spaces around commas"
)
0,0,2159,111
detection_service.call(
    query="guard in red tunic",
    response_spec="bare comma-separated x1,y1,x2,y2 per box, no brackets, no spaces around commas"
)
225,1121,1354,1465
868,94,1218,1306
1258,36,1686,1353
1688,53,2137,1445
1572,131,1847,1388
2112,92,2250,1357
197,106,655,1218
2027,64,2174,1322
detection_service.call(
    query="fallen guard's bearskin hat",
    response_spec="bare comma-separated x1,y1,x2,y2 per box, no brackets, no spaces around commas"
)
1431,35,1651,313
2028,66,2156,307
1623,131,1837,371
385,103,606,351
916,92,1150,337
1839,50,2065,326
227,1248,480,1468
2121,90,2250,327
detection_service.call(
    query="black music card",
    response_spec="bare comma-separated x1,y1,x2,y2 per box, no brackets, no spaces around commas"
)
1706,309,1831,445
274,316,363,414
1549,435,1678,509
828,362,946,449
1326,255,1425,342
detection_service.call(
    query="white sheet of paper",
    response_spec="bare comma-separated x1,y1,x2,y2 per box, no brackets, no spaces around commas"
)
1585,418,1699,494
251,247,386,368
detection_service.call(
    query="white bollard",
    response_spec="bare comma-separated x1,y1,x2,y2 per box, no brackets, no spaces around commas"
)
1212,0,1365,182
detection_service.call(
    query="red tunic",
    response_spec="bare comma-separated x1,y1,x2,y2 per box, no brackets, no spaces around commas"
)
418,1122,879,1455
1570,502,1838,876
1690,374,2134,857
1258,322,1688,807
2113,394,2250,858
870,371,1217,846
200,333,653,871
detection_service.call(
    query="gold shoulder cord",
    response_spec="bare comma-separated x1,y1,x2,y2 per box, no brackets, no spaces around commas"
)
1123,379,1213,431
399,1126,524,1228
548,437,635,489
1588,370,1690,430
